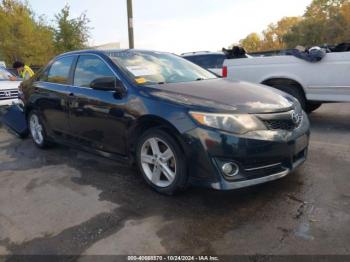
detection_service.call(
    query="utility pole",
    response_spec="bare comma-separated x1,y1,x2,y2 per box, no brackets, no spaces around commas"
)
127,0,134,49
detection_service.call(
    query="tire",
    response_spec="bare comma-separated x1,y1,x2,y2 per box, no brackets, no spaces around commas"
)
266,82,307,111
28,110,51,148
136,128,188,195
305,102,322,113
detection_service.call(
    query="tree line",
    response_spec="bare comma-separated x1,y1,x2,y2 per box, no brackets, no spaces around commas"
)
0,0,90,66
1,0,349,66
238,0,350,52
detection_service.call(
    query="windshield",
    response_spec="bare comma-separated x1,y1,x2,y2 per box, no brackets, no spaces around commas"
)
107,51,217,85
0,68,13,80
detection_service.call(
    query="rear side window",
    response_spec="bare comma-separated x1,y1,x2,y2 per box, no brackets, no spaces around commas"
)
184,56,198,64
186,55,225,69
73,55,115,87
0,68,13,80
47,56,75,84
212,55,225,68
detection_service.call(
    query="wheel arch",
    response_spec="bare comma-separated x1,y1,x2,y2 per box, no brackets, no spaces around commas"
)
24,104,34,118
261,77,307,98
127,115,191,161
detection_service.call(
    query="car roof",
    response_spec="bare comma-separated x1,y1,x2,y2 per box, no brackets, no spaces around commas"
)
57,49,170,58
181,51,224,57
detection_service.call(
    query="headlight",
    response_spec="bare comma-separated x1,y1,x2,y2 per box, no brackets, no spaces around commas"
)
189,111,267,134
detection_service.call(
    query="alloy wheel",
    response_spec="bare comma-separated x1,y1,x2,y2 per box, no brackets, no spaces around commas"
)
29,114,44,145
140,137,177,188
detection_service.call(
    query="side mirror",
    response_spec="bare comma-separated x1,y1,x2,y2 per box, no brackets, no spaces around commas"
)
90,77,125,95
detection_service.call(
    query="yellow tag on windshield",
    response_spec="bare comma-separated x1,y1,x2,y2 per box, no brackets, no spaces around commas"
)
135,78,146,84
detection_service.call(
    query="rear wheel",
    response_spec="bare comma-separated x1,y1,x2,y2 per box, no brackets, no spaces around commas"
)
28,111,50,148
136,128,188,195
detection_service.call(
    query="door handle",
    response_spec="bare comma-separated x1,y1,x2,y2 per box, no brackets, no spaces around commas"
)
67,93,75,108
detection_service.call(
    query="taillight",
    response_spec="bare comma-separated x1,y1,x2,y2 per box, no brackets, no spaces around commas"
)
222,66,227,78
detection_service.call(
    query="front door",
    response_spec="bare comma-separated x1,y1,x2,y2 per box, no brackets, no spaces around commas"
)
68,54,128,155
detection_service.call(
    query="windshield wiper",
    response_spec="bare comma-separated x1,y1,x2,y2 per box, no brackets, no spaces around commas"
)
196,78,204,81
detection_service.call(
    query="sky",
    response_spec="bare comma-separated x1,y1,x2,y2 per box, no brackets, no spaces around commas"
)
28,0,312,54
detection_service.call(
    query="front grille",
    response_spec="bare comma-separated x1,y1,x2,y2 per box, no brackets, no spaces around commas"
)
244,164,286,179
0,89,18,100
256,109,303,131
263,119,295,131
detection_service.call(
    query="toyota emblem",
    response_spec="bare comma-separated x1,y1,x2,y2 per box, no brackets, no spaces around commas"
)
4,91,11,97
292,111,302,125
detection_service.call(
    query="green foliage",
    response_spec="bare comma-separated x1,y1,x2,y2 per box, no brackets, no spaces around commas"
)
305,0,346,18
238,0,350,52
0,0,55,65
262,17,301,51
0,0,91,66
239,33,263,52
284,0,350,47
53,5,90,54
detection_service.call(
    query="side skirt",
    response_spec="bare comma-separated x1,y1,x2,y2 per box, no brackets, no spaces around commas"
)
49,132,133,166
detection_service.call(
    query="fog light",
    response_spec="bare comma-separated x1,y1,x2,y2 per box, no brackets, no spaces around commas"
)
222,162,239,177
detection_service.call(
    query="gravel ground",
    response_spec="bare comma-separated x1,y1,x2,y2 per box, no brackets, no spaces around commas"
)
0,103,349,257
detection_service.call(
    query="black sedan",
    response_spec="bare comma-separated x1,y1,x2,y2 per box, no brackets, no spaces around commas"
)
20,49,310,194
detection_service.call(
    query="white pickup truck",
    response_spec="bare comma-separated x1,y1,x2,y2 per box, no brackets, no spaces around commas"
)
223,51,350,112
0,67,20,106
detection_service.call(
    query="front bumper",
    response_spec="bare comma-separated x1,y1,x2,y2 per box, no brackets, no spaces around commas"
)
0,98,18,107
210,153,306,190
184,113,310,190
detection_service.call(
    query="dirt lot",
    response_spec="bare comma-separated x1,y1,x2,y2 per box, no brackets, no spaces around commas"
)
0,103,349,257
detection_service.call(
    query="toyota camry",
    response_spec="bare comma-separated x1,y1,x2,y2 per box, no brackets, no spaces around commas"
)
20,49,310,194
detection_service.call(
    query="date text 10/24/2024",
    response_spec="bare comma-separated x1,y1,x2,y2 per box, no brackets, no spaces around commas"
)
127,256,220,261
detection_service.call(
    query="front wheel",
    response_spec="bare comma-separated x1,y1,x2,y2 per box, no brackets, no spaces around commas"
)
136,128,188,195
28,111,50,148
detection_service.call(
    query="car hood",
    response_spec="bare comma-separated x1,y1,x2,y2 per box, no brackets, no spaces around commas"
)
147,78,295,114
0,80,21,90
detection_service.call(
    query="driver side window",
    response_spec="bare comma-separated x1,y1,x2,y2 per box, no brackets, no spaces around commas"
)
74,55,115,88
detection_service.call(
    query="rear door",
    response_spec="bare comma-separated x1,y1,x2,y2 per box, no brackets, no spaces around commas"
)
31,56,76,136
68,54,128,155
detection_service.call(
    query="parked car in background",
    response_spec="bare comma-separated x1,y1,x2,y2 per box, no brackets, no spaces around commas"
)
0,67,20,106
182,51,226,76
223,50,350,113
21,49,309,194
